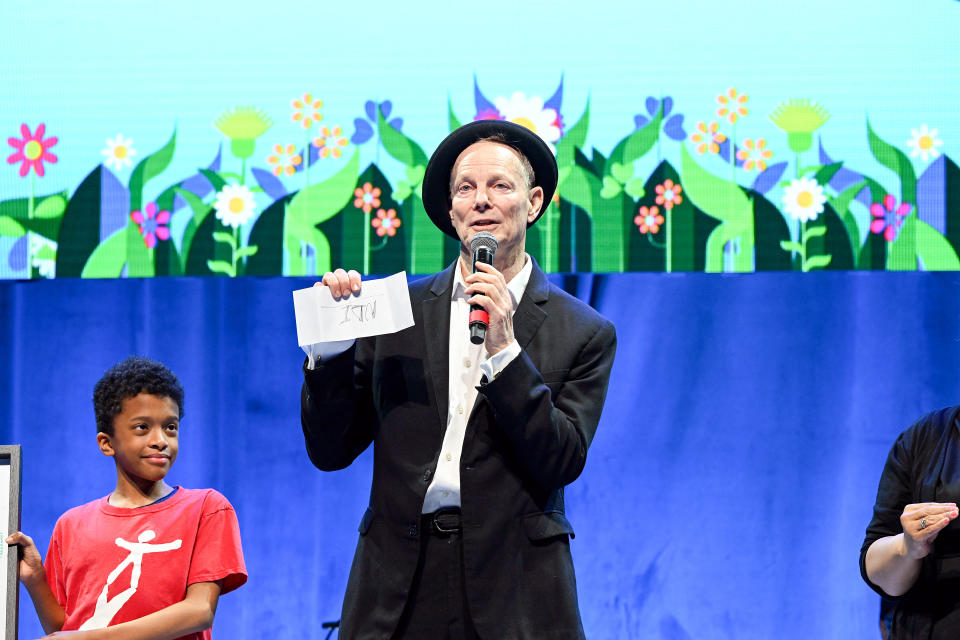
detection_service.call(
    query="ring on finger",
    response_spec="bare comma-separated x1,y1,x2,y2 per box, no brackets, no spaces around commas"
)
921,516,927,530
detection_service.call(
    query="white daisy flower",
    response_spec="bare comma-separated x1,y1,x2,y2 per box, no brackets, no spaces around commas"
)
782,177,826,223
906,124,943,163
493,91,561,151
101,134,137,171
213,184,257,229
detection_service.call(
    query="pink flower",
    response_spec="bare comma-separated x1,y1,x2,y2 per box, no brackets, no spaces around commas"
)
7,123,58,177
131,202,171,249
372,208,402,237
634,205,664,234
869,194,911,242
354,182,382,213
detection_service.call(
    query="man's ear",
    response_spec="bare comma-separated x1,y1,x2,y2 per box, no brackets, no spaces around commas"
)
97,432,115,457
527,186,544,223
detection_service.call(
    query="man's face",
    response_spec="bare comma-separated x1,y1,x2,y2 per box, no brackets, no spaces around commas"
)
448,141,543,257
100,393,179,485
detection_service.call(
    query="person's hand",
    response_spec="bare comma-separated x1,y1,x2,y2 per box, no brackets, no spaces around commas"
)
38,632,94,639
317,268,361,299
900,502,959,559
7,531,46,588
465,261,513,356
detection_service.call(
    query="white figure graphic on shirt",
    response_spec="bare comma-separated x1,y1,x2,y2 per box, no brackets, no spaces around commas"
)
78,529,182,630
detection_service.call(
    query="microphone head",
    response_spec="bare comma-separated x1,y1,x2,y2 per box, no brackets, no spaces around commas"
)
470,231,498,256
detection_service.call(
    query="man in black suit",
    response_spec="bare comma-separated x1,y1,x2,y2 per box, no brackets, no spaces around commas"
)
301,120,616,639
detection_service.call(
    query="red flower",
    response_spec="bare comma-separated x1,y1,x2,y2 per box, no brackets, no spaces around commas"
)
131,202,171,249
7,123,58,177
634,205,664,234
654,179,683,210
372,208,402,237
354,182,382,213
869,194,911,242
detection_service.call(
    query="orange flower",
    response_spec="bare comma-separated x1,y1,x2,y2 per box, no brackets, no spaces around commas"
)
634,205,664,234
292,93,323,129
690,121,726,155
654,179,683,210
372,208,402,237
717,88,749,124
736,138,774,171
354,182,382,213
266,143,302,177
312,126,349,159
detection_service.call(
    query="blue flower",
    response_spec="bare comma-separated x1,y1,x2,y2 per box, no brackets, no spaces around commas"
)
634,96,686,141
351,100,403,144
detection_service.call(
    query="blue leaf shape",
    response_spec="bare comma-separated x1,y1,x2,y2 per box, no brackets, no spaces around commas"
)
473,74,498,117
364,100,377,121
751,161,788,195
645,96,658,116
819,138,871,207
388,117,403,132
380,100,393,119
662,96,674,117
178,146,222,207
352,118,373,144
634,114,650,130
544,74,564,112
664,114,686,141
252,167,287,201
8,235,27,272
100,164,131,239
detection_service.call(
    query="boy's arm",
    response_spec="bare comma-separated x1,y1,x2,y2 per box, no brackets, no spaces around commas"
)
41,581,222,640
6,532,66,635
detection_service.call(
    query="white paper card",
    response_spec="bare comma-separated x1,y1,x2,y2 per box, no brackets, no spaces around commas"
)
293,271,414,346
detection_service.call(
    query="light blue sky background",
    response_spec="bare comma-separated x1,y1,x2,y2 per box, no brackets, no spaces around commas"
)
1,0,958,203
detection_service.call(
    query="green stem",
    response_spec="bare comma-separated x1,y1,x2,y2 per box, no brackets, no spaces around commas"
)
26,173,36,278
362,209,370,274
665,207,673,273
232,225,239,277
240,158,246,187
800,220,808,272
370,235,388,252
646,231,666,249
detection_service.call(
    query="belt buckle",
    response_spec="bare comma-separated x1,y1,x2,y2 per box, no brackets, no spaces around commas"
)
432,509,461,534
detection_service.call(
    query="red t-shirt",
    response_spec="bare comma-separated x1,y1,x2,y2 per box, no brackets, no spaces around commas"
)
45,487,247,639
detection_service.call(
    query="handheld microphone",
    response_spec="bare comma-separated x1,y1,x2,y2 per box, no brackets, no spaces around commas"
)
469,231,499,345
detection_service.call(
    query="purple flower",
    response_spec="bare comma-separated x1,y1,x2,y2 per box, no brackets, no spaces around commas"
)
634,96,686,141
351,100,403,145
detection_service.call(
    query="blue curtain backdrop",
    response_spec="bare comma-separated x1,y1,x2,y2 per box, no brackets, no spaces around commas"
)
2,272,960,638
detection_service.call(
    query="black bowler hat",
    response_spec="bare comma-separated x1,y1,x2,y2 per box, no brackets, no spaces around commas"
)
421,119,558,239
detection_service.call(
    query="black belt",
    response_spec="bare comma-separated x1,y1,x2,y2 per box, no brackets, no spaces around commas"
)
422,508,462,535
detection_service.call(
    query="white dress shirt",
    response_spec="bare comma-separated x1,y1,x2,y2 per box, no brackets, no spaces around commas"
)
421,255,531,513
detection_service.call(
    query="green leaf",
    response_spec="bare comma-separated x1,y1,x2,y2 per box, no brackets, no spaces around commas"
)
206,259,236,277
609,105,662,167
624,178,645,200
35,245,56,261
447,96,462,132
867,119,917,205
780,240,803,253
378,107,428,168
558,165,599,213
556,99,590,169
915,219,960,270
805,254,832,270
393,180,412,203
125,222,154,277
0,216,25,238
236,245,259,259
287,148,360,227
199,169,227,193
129,127,177,211
888,215,919,271
405,165,425,187
173,187,213,267
813,162,843,187
34,194,67,219
213,231,237,250
802,225,827,243
680,145,752,225
610,162,633,184
81,228,127,278
599,175,622,199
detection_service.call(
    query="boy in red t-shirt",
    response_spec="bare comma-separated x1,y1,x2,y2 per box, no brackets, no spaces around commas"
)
6,356,247,639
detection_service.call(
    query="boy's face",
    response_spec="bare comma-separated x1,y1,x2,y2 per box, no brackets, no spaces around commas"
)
97,393,179,484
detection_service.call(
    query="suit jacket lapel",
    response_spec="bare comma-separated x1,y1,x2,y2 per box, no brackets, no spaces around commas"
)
513,259,549,351
423,262,457,431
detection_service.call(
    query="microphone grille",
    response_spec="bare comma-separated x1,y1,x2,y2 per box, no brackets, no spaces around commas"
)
470,231,498,253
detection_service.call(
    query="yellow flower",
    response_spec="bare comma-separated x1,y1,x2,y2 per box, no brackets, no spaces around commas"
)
768,99,830,153
292,93,323,130
312,126,349,159
717,88,749,124
266,143,302,177
214,107,273,159
690,121,726,155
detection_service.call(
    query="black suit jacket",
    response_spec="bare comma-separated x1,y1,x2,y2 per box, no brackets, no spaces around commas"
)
301,259,616,640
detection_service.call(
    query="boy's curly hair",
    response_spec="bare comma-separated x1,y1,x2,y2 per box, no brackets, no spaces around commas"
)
93,356,184,435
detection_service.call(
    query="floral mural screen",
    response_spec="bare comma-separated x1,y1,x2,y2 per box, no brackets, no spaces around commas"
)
1,0,958,279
